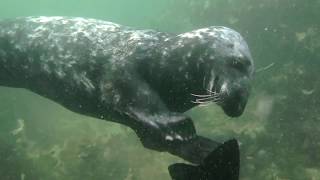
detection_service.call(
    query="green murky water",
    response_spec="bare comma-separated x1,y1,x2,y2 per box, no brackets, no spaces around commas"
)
0,0,319,179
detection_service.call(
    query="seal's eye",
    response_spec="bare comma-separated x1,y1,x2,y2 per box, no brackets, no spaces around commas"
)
231,58,248,73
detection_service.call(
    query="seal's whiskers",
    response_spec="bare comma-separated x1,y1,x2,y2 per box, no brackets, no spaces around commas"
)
191,100,210,104
191,88,224,106
191,93,212,97
198,103,212,107
206,89,219,95
195,96,216,101
192,96,221,104
191,100,212,107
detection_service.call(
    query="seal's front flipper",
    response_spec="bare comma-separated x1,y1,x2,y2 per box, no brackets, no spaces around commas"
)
168,139,240,180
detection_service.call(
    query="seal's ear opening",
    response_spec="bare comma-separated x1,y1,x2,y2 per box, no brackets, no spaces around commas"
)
168,139,240,180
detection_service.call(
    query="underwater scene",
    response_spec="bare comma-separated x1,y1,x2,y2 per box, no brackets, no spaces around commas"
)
0,0,319,179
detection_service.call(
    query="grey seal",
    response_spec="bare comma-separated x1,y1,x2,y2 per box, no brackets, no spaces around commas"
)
0,17,254,172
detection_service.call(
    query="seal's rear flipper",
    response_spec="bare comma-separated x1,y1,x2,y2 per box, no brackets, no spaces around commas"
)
168,139,240,180
168,163,202,180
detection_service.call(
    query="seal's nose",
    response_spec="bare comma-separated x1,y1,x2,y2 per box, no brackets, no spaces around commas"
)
223,101,246,117
221,87,249,117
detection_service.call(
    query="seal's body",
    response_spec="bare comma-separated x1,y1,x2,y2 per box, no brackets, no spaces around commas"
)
0,17,254,166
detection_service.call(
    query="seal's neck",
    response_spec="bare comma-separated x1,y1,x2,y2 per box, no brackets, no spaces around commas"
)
138,38,209,112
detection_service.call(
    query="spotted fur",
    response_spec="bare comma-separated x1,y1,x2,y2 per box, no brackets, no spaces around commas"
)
0,16,254,164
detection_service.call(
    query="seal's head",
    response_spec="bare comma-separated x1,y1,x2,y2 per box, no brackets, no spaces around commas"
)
178,27,254,117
